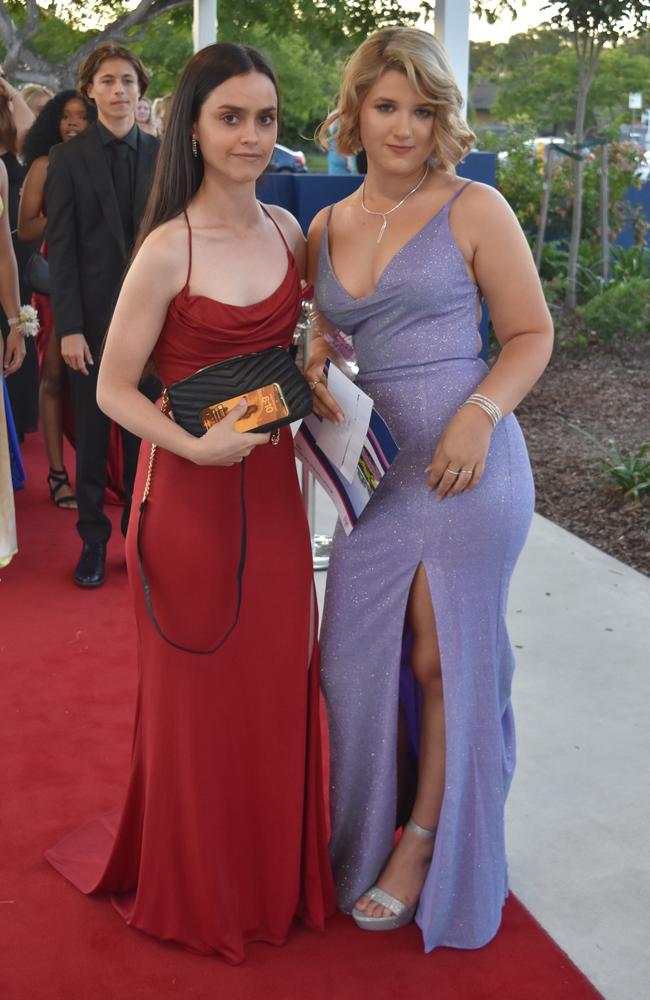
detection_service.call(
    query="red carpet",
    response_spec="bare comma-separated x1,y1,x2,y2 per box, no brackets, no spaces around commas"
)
1,435,603,1000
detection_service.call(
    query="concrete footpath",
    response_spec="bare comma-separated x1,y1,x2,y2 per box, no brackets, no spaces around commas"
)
311,488,649,1000
506,515,649,1000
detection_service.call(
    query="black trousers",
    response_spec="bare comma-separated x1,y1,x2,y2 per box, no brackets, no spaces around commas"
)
68,363,160,545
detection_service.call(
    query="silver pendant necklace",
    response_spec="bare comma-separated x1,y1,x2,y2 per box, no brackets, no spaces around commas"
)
360,163,429,244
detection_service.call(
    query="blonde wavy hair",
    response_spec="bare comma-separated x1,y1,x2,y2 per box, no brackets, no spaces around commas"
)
318,27,475,173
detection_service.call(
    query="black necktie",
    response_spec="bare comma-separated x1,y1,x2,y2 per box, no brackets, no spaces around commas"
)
111,140,133,249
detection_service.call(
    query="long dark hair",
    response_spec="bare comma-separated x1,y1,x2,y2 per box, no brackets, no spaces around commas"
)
136,43,280,253
21,90,96,169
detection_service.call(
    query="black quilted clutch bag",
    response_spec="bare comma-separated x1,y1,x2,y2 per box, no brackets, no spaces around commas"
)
136,346,313,656
165,345,313,436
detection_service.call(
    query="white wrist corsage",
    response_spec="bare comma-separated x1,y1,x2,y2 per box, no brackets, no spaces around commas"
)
8,304,40,338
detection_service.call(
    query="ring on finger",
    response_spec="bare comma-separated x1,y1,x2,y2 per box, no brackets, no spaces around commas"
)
459,468,474,476
308,375,325,390
444,468,460,476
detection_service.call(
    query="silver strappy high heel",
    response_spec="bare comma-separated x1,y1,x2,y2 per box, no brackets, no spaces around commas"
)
351,817,436,931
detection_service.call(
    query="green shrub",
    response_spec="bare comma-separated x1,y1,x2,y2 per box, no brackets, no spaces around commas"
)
540,239,606,303
493,133,647,249
577,277,650,341
598,440,650,503
611,245,650,282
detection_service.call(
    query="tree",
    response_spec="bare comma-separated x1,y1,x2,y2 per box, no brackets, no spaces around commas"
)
130,7,193,97
490,37,579,135
220,24,344,146
489,30,648,137
0,0,538,91
589,48,650,129
0,1,189,87
0,0,438,90
541,2,650,310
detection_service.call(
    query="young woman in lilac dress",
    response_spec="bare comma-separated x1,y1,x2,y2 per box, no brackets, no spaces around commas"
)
305,27,553,950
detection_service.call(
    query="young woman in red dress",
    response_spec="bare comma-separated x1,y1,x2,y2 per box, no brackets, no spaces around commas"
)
19,90,95,509
45,42,335,963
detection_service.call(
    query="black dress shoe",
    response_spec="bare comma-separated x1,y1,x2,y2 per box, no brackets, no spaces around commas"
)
74,542,106,588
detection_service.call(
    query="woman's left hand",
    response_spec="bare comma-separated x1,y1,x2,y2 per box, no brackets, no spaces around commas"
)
426,405,494,499
4,329,26,375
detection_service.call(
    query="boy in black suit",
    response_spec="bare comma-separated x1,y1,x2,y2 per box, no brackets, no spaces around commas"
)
46,45,159,587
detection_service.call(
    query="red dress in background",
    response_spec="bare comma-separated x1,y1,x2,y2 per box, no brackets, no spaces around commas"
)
45,210,336,962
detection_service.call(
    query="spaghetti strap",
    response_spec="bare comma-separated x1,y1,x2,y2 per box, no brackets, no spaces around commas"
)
260,204,291,253
182,208,192,289
447,180,473,208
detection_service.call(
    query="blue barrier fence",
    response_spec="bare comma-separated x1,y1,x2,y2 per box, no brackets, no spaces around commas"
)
616,182,650,249
258,151,497,234
260,153,649,361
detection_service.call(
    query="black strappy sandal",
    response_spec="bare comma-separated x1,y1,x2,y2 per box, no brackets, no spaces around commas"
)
47,467,77,510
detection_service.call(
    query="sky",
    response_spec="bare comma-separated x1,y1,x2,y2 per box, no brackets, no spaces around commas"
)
403,0,550,42
467,1,550,42
70,0,552,41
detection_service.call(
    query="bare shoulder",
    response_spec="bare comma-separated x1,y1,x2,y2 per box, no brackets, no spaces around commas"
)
307,204,330,245
308,185,361,240
130,215,188,293
262,203,304,255
450,181,524,254
455,181,517,225
24,156,48,185
31,155,49,175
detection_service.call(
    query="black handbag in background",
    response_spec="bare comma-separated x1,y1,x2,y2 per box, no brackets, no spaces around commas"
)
137,345,313,655
24,252,50,296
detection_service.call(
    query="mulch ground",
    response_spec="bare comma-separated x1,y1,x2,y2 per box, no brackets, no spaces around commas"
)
515,340,650,577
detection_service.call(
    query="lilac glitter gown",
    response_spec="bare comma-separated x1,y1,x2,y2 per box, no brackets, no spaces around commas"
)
315,182,535,951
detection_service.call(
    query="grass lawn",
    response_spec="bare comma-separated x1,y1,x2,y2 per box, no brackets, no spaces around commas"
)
305,150,328,173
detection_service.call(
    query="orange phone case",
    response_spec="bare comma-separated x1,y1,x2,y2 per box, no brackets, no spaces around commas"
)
200,383,289,432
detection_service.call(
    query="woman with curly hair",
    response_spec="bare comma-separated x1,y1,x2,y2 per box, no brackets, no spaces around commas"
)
18,90,95,508
305,26,553,949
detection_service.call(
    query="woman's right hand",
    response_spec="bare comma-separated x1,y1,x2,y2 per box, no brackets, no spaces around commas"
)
305,339,345,425
4,328,26,375
189,397,271,466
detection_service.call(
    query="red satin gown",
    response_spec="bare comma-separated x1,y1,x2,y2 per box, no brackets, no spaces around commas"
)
45,208,336,963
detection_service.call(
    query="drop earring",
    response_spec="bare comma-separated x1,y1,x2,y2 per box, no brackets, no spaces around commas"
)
191,135,198,158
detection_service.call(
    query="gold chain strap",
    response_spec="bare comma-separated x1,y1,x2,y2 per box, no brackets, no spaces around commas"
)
141,389,170,504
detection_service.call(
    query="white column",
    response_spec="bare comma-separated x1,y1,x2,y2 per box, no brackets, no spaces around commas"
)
434,0,470,115
193,0,217,52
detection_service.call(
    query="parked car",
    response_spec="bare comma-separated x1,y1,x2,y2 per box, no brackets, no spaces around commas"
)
496,137,565,162
270,143,307,173
497,137,594,163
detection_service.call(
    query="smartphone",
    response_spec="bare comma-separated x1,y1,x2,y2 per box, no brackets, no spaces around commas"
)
200,382,289,433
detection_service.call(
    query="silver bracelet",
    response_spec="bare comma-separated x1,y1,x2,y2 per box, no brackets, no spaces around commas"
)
462,393,503,428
